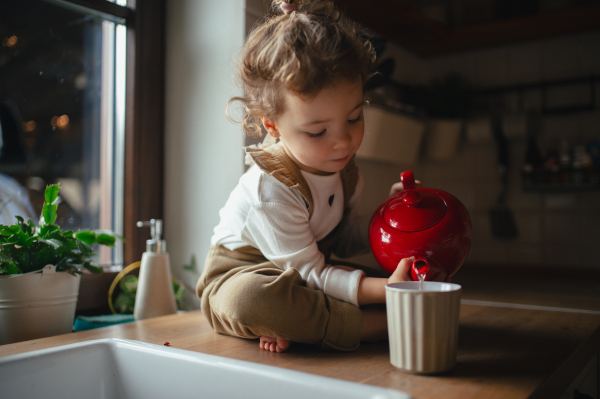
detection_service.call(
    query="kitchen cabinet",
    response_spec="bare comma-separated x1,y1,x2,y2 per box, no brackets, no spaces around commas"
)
334,0,600,57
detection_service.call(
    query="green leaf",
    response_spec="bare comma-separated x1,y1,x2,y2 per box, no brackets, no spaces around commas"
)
40,224,59,238
114,275,137,314
0,251,21,274
42,203,57,225
0,179,116,275
96,234,116,246
13,230,31,246
77,240,94,256
82,261,103,274
22,219,35,236
47,228,63,240
95,230,124,242
45,239,63,249
20,220,32,235
75,230,96,245
0,225,20,236
26,243,56,272
5,235,19,244
61,239,77,251
120,274,138,294
38,238,61,249
21,236,35,248
0,261,21,275
44,184,60,205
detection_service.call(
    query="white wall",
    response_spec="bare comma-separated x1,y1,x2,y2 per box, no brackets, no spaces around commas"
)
164,0,246,308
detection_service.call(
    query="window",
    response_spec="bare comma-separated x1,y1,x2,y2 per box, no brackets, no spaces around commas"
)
0,0,165,270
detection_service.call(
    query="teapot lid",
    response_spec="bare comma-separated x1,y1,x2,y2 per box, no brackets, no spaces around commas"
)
383,189,446,232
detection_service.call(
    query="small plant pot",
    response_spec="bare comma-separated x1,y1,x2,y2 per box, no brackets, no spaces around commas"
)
0,265,81,345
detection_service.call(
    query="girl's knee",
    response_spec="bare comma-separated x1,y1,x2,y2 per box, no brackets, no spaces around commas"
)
211,268,299,324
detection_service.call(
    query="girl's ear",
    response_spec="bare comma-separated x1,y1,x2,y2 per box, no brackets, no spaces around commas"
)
260,116,280,138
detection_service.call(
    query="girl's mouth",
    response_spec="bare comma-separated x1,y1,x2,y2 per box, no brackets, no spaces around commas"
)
332,155,349,163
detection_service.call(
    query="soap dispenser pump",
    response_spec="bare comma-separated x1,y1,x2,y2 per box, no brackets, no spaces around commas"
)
133,219,178,320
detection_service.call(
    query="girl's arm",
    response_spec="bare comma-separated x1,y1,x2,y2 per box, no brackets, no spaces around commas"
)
356,257,414,305
357,257,451,305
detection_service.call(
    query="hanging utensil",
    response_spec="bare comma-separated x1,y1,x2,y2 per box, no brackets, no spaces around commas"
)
489,112,518,239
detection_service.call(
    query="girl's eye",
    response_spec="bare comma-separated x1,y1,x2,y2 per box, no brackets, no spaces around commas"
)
349,115,362,124
307,129,326,138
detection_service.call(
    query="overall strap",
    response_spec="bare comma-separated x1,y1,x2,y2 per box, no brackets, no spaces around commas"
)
245,135,360,220
246,139,315,218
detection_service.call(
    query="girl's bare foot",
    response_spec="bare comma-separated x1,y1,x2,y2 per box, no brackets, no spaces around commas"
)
259,336,290,353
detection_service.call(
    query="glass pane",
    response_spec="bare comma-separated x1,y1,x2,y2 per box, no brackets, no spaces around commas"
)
0,0,125,269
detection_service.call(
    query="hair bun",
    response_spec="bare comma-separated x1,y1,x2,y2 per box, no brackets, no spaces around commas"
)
272,0,337,18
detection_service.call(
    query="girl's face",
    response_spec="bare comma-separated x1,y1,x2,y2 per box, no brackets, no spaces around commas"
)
261,79,364,175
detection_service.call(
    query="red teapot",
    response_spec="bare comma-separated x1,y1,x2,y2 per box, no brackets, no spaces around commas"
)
369,171,472,281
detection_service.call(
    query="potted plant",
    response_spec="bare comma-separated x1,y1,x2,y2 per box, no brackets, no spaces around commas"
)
0,183,120,345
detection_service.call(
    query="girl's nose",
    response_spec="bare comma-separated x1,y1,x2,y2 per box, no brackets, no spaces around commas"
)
333,130,352,149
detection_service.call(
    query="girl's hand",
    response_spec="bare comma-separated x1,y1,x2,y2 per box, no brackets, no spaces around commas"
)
388,257,415,285
386,257,452,285
389,180,422,197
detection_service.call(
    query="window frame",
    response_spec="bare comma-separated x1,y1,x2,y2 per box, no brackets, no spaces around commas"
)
42,0,166,313
48,0,166,266
122,0,166,266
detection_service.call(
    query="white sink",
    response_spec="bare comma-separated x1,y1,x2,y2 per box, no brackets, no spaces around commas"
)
0,338,411,399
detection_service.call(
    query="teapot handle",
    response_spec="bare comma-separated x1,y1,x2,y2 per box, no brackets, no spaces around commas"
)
400,170,416,190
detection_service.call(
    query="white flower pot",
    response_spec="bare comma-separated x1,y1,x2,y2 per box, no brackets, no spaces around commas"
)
0,265,81,345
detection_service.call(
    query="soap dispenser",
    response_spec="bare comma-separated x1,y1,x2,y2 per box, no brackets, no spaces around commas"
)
134,219,178,320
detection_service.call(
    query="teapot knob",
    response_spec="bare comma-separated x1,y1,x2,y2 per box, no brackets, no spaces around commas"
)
400,170,416,190
402,191,421,206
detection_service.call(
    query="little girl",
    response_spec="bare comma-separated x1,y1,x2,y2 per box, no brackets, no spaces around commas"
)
196,0,418,353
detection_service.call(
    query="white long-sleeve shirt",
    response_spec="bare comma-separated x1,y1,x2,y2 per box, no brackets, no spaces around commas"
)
211,165,371,306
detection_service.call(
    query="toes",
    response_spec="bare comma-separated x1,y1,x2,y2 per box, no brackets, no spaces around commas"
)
276,339,290,352
259,336,277,352
259,336,290,353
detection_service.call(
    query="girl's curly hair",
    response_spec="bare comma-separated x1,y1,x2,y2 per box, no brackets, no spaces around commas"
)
228,0,376,136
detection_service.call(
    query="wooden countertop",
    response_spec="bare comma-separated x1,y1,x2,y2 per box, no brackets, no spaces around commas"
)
452,263,600,312
1,302,599,399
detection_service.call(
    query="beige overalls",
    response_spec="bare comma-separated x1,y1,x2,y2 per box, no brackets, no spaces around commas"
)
196,139,368,351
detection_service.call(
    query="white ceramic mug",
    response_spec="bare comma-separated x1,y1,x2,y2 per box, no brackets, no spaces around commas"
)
386,281,462,374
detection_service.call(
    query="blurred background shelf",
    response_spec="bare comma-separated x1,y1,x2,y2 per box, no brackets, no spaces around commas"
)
334,0,600,57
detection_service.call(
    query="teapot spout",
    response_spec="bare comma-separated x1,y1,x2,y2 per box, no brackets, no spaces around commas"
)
412,258,429,277
411,258,444,281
